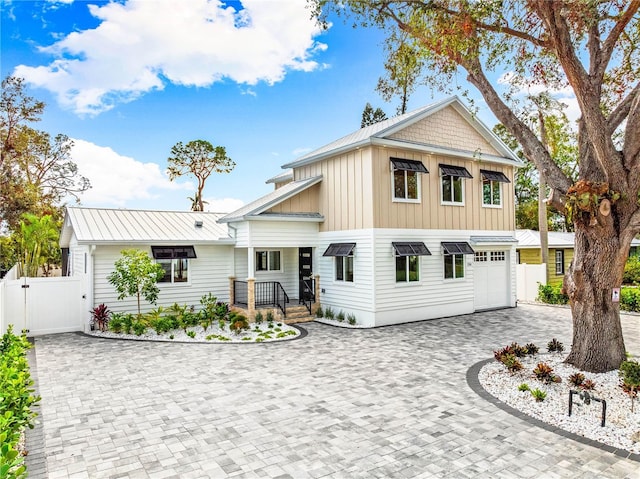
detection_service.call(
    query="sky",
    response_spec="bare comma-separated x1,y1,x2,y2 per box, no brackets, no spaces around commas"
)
1,0,578,213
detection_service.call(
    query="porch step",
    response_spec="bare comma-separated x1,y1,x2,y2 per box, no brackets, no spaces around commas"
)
284,305,315,324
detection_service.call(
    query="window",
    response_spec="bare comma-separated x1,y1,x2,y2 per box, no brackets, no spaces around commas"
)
480,170,510,207
256,250,281,272
491,251,506,261
336,256,354,282
516,251,521,264
474,252,487,262
157,258,189,283
440,164,472,205
396,255,420,282
151,246,196,284
391,158,428,201
393,242,430,283
555,250,565,275
442,241,474,280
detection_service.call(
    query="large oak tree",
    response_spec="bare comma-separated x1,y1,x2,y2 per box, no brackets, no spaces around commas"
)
312,0,640,372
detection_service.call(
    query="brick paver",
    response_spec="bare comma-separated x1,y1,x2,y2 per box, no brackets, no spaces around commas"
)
26,304,640,478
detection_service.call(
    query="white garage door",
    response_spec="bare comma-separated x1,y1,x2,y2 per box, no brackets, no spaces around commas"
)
473,250,510,310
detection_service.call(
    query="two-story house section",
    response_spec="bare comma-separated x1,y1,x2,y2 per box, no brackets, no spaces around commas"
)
220,96,523,327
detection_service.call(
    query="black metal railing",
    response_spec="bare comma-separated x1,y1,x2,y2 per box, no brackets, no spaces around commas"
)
234,281,248,307
234,280,289,317
299,278,315,314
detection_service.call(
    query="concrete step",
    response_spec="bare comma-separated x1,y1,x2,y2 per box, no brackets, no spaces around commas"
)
283,305,315,324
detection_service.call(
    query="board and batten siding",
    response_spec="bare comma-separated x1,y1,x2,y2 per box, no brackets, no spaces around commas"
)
316,229,376,327
387,105,501,156
93,244,233,313
293,149,374,232
267,184,320,215
370,146,515,231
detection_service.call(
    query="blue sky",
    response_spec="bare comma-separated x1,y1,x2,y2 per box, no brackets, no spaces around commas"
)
2,0,535,213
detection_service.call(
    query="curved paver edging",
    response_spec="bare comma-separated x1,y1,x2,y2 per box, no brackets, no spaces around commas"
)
75,323,308,344
466,358,640,462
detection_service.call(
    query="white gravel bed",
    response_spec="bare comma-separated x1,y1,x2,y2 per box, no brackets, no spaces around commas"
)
478,353,640,454
87,322,300,343
314,318,369,328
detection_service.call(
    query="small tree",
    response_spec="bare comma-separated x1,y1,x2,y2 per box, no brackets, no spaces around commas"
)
107,249,164,317
167,139,235,212
361,102,388,128
16,213,59,277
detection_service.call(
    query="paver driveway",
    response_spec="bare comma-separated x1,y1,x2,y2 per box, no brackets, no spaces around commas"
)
26,303,640,478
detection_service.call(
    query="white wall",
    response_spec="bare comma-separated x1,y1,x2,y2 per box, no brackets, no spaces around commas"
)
241,220,319,248
516,263,547,302
93,244,234,314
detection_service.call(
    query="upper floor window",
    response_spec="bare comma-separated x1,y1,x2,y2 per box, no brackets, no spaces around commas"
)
440,164,472,205
555,249,565,275
391,158,428,202
392,242,431,283
151,246,196,284
480,170,510,207
256,250,281,272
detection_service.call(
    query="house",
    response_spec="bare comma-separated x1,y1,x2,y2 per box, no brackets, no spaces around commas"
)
59,208,235,317
61,96,523,329
515,229,640,287
219,96,522,327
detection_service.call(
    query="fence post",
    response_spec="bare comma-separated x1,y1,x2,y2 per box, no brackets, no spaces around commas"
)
229,276,236,305
247,278,255,320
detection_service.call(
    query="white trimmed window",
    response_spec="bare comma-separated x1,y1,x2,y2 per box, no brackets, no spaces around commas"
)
158,258,189,283
336,256,354,282
444,254,465,279
555,250,565,275
396,255,420,282
391,158,428,202
480,170,510,207
440,164,472,205
256,250,282,272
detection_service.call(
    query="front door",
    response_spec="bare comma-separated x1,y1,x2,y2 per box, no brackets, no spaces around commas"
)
298,247,313,302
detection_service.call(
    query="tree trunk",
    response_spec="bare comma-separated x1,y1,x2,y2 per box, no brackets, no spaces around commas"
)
563,224,628,373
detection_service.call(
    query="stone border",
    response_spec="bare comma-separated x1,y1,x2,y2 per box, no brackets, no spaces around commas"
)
25,338,48,477
75,323,308,344
467,358,640,462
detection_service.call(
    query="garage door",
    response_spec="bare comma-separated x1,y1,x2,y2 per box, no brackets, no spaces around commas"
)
473,250,510,310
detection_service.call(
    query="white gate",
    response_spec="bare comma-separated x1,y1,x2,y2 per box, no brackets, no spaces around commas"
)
0,276,84,336
516,263,547,302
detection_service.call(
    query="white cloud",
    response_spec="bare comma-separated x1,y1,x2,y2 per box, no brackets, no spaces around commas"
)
70,138,191,206
14,0,326,115
203,197,245,213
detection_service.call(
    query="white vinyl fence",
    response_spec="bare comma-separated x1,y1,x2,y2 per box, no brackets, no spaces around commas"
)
0,276,85,336
516,263,547,302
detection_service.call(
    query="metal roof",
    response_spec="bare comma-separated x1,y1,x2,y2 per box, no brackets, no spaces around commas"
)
470,235,518,245
515,229,576,248
265,169,294,184
219,175,323,223
60,207,233,247
283,96,521,169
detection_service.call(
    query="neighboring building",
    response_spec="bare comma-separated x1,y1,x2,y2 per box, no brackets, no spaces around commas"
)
61,96,523,328
515,229,640,287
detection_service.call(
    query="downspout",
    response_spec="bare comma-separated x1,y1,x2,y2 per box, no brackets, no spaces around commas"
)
85,245,96,332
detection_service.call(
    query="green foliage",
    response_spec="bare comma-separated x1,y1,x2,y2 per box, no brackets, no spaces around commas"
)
347,313,356,325
499,353,523,373
360,102,388,128
537,283,569,305
107,249,164,316
518,383,530,392
623,256,640,285
524,343,539,355
265,311,274,323
167,139,235,211
254,311,264,324
109,313,124,334
547,338,565,353
186,330,196,339
531,389,547,402
533,362,560,384
336,311,345,322
0,326,40,478
16,213,60,278
132,320,146,336
315,306,323,318
619,360,640,412
228,312,249,335
121,314,134,335
568,373,585,388
324,307,335,320
620,287,640,312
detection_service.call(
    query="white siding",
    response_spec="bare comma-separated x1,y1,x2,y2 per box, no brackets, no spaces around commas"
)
372,229,516,326
317,229,376,327
232,223,250,248
93,244,233,313
234,248,249,279
246,221,319,248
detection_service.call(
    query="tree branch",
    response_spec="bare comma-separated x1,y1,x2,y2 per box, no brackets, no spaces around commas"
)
598,0,640,80
607,82,640,133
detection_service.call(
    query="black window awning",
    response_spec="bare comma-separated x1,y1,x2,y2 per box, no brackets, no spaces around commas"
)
439,164,473,178
151,246,197,260
392,242,432,256
441,242,475,255
323,243,355,257
391,158,428,173
480,169,510,183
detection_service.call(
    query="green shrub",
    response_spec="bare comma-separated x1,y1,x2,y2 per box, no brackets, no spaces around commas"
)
531,388,547,402
623,255,640,285
324,307,335,320
347,313,356,325
315,306,324,318
229,313,249,335
254,311,264,324
109,313,124,333
537,283,569,305
547,338,565,353
265,311,274,323
619,360,640,412
132,320,146,336
518,383,530,392
122,313,134,335
336,311,345,322
0,326,40,478
186,330,196,339
620,287,640,312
